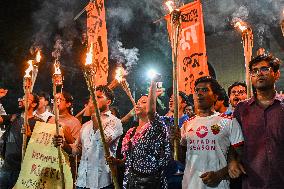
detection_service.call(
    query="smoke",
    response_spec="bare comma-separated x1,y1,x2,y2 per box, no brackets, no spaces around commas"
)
231,5,249,22
52,37,64,61
30,0,284,65
110,41,139,72
31,0,87,53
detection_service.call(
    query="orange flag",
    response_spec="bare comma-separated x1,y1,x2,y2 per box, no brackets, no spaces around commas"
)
166,1,209,95
86,0,108,86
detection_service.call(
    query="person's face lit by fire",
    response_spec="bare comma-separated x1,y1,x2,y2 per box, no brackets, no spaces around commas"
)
194,82,217,111
18,94,37,111
37,96,49,110
56,93,71,114
184,105,194,117
169,95,186,112
88,90,111,113
135,95,148,117
229,85,247,108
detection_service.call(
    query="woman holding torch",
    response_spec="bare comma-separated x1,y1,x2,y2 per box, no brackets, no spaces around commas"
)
108,75,171,189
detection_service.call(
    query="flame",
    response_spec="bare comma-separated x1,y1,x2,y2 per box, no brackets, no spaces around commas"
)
234,21,248,32
85,44,93,65
115,66,125,83
35,50,41,63
24,60,33,77
54,62,61,75
165,0,175,13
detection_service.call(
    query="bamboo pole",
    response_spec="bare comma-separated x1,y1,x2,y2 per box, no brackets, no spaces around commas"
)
242,29,253,98
170,10,182,161
83,68,120,189
52,73,66,189
22,77,32,161
121,80,136,107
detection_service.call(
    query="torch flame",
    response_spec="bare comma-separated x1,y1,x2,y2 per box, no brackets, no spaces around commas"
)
115,66,125,83
234,21,248,32
35,50,41,63
165,0,175,13
54,62,61,75
85,44,93,65
24,60,33,77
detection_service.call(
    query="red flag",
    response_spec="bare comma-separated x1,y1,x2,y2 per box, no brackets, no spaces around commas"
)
86,0,108,86
166,1,209,95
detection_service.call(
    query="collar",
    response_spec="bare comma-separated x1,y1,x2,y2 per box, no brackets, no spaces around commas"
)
101,110,112,117
248,93,283,106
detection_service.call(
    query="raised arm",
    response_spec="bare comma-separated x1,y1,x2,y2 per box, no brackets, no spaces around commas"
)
147,80,157,121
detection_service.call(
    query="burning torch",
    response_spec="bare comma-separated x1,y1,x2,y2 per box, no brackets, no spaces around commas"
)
22,60,33,160
31,50,42,91
52,60,66,189
83,44,120,189
234,20,253,98
166,0,181,161
116,66,136,107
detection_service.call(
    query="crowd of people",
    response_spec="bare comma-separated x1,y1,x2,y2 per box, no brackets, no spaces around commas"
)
0,52,283,189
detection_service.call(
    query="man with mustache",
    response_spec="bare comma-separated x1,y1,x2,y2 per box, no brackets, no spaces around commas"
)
232,53,284,189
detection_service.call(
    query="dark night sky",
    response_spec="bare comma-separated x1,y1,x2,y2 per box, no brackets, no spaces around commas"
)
1,0,284,114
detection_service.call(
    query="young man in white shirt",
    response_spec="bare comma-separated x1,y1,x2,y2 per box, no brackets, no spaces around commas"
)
34,92,53,122
181,76,244,189
54,85,123,189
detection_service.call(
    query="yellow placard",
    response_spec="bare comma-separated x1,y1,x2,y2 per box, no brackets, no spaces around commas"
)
13,122,73,189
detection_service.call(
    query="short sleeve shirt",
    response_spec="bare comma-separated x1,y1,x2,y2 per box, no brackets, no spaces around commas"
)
181,112,244,189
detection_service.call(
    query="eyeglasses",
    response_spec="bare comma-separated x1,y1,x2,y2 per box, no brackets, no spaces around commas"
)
231,90,246,95
250,66,272,77
194,87,209,93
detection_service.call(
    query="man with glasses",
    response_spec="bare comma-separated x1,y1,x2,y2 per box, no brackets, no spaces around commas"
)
232,54,284,189
181,76,244,189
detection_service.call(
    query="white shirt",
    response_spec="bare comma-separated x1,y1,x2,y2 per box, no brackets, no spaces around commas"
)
33,110,54,122
0,103,6,115
75,111,123,189
181,112,244,189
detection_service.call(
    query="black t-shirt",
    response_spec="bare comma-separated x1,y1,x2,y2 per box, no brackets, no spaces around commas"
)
3,114,38,171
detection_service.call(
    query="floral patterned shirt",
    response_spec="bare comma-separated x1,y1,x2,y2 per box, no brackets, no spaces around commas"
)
121,114,171,189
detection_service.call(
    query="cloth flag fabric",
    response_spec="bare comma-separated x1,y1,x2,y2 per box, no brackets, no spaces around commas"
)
166,1,209,95
86,0,109,85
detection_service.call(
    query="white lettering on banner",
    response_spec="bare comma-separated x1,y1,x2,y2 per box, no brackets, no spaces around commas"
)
180,22,199,51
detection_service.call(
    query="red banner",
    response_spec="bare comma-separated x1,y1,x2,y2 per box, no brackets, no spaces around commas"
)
166,1,209,95
86,1,108,86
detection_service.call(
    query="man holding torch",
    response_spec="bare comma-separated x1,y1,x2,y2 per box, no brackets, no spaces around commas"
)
53,85,123,189
0,93,41,189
